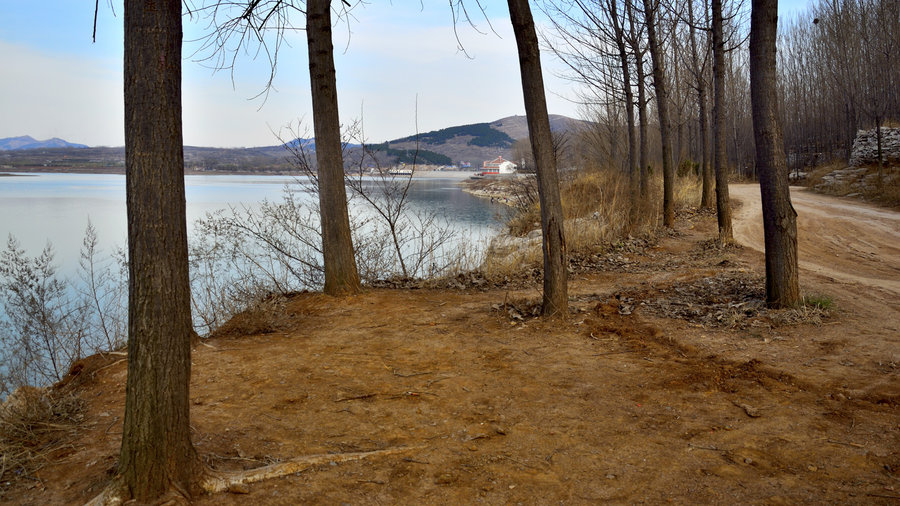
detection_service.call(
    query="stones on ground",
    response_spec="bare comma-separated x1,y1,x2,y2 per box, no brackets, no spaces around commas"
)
227,482,251,494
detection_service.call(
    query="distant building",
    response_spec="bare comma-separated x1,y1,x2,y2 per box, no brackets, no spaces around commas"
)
481,156,517,175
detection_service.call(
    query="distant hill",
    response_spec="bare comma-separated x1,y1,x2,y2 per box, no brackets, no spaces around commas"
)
0,115,587,172
0,135,88,150
392,123,516,148
488,114,580,142
382,114,586,166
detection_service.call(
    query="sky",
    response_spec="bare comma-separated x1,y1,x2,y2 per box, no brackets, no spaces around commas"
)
0,0,815,148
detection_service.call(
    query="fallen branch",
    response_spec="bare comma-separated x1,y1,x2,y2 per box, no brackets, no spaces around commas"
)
334,393,377,402
688,443,723,451
826,439,865,448
201,446,424,494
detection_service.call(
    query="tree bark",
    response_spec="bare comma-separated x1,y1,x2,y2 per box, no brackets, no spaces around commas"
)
642,0,675,228
624,0,650,200
119,0,200,500
608,0,639,214
750,0,800,308
688,0,714,209
712,0,734,241
307,0,361,296
507,0,568,317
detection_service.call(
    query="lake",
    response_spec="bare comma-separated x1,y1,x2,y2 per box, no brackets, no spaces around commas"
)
0,172,506,277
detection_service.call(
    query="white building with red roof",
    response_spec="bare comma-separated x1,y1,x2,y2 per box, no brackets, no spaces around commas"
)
481,156,517,175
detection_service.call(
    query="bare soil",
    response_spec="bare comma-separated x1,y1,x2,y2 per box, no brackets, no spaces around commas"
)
3,185,898,504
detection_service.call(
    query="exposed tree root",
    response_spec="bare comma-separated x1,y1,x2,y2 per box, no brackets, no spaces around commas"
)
85,446,423,505
200,446,424,493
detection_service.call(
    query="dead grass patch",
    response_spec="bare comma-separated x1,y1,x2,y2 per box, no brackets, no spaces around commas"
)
0,387,85,483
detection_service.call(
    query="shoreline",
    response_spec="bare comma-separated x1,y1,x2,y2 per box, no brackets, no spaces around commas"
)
0,167,482,179
459,175,532,207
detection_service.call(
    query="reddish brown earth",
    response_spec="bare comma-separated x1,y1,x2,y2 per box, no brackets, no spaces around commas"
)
3,185,898,504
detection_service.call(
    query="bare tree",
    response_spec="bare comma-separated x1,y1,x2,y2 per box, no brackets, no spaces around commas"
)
508,0,569,317
116,0,201,501
626,0,652,198
196,0,361,296
750,0,799,307
307,0,361,295
542,0,640,205
712,0,734,241
608,0,641,209
687,0,715,208
642,0,676,228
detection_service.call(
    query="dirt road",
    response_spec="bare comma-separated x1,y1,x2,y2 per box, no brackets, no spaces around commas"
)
731,184,900,297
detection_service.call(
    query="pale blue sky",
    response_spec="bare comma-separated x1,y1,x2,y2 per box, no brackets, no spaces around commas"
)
0,0,814,148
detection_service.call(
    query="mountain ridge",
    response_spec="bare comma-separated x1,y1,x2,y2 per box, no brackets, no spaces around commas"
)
0,114,587,172
0,135,88,151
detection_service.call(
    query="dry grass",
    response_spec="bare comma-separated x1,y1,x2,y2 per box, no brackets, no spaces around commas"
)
0,386,84,482
561,169,700,254
481,168,702,277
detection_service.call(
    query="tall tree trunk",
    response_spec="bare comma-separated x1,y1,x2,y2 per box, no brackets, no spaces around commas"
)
712,0,733,241
507,0,568,317
699,80,713,207
688,0,714,208
307,0,361,295
636,59,650,199
642,0,675,228
626,0,650,199
750,0,800,308
609,0,639,215
119,0,200,500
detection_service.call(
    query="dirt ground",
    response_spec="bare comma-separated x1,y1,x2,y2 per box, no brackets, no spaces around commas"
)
3,185,898,504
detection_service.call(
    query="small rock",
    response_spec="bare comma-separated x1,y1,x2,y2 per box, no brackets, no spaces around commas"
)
227,482,251,494
435,473,455,485
807,465,818,472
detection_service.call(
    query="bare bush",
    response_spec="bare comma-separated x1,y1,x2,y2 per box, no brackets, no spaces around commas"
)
0,237,89,393
288,119,472,280
77,223,127,351
188,185,395,334
0,226,128,396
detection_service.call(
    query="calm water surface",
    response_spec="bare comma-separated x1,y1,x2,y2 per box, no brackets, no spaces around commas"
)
0,173,504,275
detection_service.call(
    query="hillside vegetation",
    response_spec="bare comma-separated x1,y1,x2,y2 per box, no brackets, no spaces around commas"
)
393,123,516,148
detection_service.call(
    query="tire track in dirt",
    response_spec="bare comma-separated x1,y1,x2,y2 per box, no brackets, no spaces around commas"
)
730,184,900,297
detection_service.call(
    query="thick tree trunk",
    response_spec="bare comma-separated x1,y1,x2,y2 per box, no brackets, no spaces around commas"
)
750,0,800,308
712,0,734,241
120,0,200,500
642,0,675,228
307,0,361,296
507,0,568,317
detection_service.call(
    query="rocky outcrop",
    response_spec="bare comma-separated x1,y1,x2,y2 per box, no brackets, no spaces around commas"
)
848,127,900,167
814,127,899,196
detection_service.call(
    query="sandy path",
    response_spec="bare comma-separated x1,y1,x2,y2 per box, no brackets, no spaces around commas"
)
730,184,900,296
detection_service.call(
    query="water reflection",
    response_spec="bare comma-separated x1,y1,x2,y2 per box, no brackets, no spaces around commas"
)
0,173,504,275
